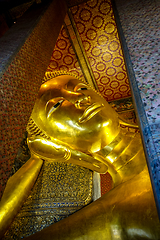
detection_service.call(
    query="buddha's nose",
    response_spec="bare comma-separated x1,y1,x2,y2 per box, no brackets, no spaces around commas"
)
75,95,91,109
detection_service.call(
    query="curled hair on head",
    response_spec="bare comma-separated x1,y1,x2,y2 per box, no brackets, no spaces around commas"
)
43,71,83,83
43,70,104,99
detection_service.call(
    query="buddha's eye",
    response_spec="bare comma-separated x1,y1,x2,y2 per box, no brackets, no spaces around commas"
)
54,101,62,108
74,83,89,92
78,87,88,91
46,98,64,118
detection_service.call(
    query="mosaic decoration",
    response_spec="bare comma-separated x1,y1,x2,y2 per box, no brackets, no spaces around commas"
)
109,97,138,133
3,161,92,239
114,0,160,126
114,0,160,214
71,0,131,101
109,97,134,112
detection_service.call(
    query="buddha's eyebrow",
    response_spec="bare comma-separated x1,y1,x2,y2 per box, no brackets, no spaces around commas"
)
62,87,82,97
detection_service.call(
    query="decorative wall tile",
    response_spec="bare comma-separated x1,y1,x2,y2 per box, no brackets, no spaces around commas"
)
71,0,131,101
114,0,160,214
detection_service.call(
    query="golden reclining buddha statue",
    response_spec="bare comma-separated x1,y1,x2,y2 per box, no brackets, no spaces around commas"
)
0,72,160,239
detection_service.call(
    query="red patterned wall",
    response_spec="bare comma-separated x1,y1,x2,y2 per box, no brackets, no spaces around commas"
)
71,0,131,101
47,0,132,102
101,172,113,195
47,25,85,82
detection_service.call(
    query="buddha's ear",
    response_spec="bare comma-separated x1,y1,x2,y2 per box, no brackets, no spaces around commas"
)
27,136,71,162
27,136,108,173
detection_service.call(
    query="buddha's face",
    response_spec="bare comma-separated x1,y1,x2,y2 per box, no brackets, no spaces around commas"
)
31,75,119,153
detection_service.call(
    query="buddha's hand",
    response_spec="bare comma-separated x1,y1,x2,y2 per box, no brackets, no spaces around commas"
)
27,136,108,173
27,136,71,162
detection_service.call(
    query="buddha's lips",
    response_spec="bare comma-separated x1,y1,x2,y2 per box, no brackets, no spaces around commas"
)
79,103,104,123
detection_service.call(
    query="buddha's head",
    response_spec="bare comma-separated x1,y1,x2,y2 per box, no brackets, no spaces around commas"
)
29,73,119,154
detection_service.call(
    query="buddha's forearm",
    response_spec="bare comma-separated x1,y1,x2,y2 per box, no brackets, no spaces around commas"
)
28,136,108,173
0,156,43,238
